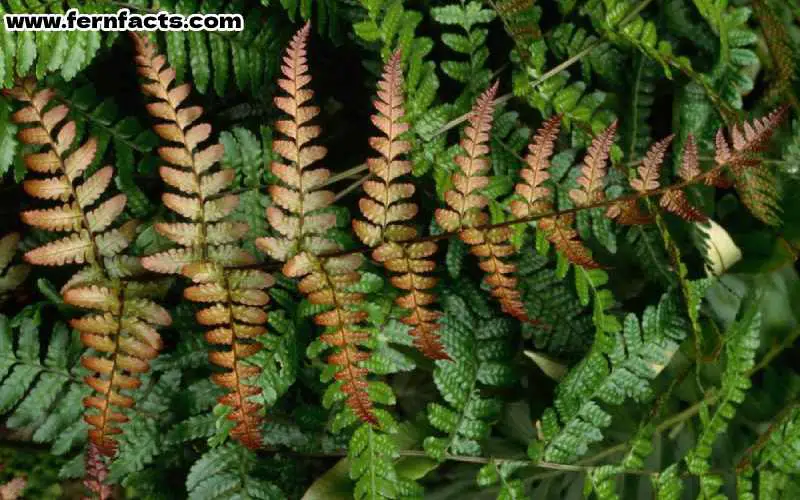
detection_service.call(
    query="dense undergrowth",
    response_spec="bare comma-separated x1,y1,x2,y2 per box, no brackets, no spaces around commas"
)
1,0,799,498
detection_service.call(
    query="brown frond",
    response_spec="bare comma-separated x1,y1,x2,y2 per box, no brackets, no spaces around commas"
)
569,121,618,206
659,190,707,223
630,135,672,193
435,84,533,323
132,33,267,448
510,114,561,219
714,107,788,167
539,215,600,269
678,135,701,181
713,108,788,226
258,25,380,424
286,252,377,424
8,78,167,456
353,52,447,360
256,21,336,262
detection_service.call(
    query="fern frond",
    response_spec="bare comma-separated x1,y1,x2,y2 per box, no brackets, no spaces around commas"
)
715,107,788,225
257,24,379,425
186,442,283,499
7,78,168,455
569,121,617,206
424,288,514,460
132,33,267,450
530,292,688,464
0,233,29,305
84,443,113,500
0,312,88,455
685,301,762,496
353,51,447,360
510,114,561,219
436,83,531,322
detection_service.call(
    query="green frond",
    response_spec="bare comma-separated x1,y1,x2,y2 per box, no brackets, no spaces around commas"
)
0,310,88,455
423,285,515,460
431,1,495,111
685,300,762,497
530,292,688,464
219,126,273,255
0,233,29,305
349,422,423,500
0,3,106,87
151,0,283,96
186,442,284,500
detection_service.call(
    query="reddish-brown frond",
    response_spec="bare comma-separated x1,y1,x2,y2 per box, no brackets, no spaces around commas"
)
539,215,600,269
258,26,379,425
678,135,701,182
79,287,169,455
510,114,561,219
373,241,448,360
132,33,267,448
569,121,618,206
434,84,533,323
711,108,788,226
286,251,377,424
435,82,498,232
8,78,164,455
659,190,707,222
353,52,447,360
714,107,787,166
630,135,672,193
256,22,335,262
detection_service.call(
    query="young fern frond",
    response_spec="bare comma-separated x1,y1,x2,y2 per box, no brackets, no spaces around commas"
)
435,83,531,323
6,78,169,456
353,51,448,361
131,33,270,450
256,24,379,425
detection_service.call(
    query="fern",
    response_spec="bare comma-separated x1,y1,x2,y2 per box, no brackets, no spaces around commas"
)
424,286,515,460
132,33,270,450
0,233,29,305
436,84,532,323
256,23,380,425
0,310,88,455
685,301,762,497
529,292,688,464
6,78,170,455
431,1,495,111
0,2,105,87
186,442,283,500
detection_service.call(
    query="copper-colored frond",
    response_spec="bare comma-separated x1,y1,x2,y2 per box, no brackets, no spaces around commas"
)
84,443,113,499
714,106,788,166
434,82,499,232
257,23,335,263
659,190,707,223
569,121,618,206
630,134,672,193
352,53,447,360
679,135,701,182
510,114,561,219
539,215,600,269
133,33,266,448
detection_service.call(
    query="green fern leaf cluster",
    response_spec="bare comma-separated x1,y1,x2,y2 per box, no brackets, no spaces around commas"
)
424,283,515,460
530,292,688,464
0,310,89,455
